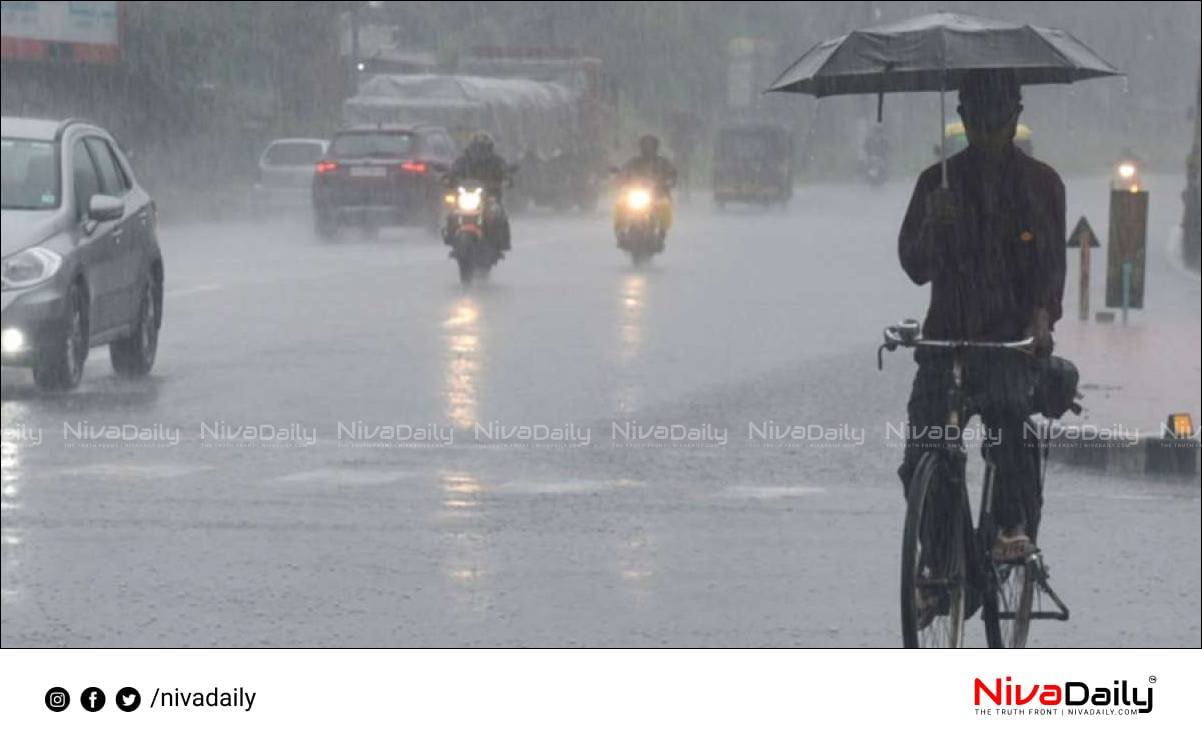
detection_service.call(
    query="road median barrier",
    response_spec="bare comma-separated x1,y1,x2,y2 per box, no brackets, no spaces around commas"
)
1044,417,1200,478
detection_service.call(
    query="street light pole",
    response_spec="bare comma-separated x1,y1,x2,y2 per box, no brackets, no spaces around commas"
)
349,6,361,89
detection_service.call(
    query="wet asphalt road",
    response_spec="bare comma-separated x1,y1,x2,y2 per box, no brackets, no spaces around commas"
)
2,178,1198,647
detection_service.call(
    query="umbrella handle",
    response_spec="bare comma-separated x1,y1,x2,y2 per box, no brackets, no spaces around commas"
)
939,82,948,188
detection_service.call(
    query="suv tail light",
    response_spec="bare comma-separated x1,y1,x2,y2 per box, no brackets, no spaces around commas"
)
316,160,338,174
399,160,428,174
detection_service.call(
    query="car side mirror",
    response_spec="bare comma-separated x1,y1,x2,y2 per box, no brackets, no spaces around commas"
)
88,194,124,223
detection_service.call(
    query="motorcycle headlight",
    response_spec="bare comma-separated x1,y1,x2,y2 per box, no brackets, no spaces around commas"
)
1117,162,1137,180
1,246,62,290
625,188,652,211
457,188,483,213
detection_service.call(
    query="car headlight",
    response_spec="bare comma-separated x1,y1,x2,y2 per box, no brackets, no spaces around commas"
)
1,246,62,290
457,188,483,213
1,328,25,354
1117,162,1137,180
625,188,652,211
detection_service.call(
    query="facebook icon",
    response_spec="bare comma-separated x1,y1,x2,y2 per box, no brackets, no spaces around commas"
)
81,687,106,712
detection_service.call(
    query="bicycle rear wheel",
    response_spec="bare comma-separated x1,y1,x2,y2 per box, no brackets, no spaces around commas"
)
980,466,1036,648
901,453,969,648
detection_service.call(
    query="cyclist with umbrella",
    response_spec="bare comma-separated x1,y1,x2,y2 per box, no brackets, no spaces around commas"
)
897,68,1063,561
769,13,1119,644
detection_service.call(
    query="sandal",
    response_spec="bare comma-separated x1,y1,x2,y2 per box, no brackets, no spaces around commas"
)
991,528,1034,562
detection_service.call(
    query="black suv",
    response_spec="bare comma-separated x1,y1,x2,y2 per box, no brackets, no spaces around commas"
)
311,125,456,240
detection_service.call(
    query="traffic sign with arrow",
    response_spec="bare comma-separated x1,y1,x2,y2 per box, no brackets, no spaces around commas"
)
1067,215,1099,248
1068,215,1098,322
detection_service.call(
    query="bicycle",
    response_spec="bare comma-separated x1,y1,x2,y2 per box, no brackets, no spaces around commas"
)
877,320,1071,649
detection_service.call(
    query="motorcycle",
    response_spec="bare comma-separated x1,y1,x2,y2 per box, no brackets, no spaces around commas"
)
442,167,516,286
862,152,888,186
613,178,671,267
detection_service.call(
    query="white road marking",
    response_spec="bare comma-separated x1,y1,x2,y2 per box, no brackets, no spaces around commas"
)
54,463,211,479
492,478,643,495
720,485,828,498
166,283,223,298
267,468,416,487
1063,491,1199,503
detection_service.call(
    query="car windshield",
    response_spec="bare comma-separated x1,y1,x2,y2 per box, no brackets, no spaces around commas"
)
1,138,60,210
329,132,414,159
263,141,325,166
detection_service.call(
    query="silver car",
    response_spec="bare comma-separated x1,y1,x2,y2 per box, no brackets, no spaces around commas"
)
1,117,163,390
252,137,328,208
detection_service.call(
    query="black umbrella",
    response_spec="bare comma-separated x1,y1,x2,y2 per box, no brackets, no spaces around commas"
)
767,11,1122,184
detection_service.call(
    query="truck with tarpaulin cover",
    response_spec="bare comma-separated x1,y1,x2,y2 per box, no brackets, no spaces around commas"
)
342,49,615,212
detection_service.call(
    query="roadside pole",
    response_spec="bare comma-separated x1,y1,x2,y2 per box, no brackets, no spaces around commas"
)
1080,232,1090,321
1122,260,1133,324
1106,187,1148,314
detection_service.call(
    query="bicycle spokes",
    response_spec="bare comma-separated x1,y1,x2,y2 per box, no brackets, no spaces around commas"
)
991,560,1034,648
909,501,968,648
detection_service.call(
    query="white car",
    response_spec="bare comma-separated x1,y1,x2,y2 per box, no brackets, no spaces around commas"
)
252,138,328,208
2,117,163,390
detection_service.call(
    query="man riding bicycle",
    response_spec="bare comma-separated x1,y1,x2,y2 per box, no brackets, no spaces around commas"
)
897,70,1066,562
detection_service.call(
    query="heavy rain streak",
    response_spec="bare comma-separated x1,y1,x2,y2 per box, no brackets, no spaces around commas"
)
0,2,1198,649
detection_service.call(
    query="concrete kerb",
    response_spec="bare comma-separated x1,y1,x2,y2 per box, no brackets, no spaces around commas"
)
1043,421,1200,479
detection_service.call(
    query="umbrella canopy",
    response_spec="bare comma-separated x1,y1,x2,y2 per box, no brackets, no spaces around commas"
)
767,12,1121,97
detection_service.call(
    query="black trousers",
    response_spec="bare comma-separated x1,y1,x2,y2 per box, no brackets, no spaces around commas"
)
898,348,1042,535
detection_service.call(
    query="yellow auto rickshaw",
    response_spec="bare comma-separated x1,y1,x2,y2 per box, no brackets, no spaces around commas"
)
713,122,794,208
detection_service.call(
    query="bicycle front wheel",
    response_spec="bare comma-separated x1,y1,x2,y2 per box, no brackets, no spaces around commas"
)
901,453,969,648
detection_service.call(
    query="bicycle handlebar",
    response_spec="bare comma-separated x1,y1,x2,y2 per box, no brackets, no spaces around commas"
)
877,324,1034,370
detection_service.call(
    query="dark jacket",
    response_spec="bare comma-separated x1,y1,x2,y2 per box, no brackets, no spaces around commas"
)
619,155,677,192
899,145,1066,342
450,149,510,198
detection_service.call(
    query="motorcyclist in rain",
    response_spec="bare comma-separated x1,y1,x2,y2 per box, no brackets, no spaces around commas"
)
615,134,677,247
897,69,1066,562
448,132,512,253
864,123,890,161
861,122,890,184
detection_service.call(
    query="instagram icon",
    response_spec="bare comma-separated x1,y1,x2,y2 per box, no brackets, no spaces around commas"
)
44,687,70,712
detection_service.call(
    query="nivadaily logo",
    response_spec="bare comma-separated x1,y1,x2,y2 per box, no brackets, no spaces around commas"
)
974,676,1154,715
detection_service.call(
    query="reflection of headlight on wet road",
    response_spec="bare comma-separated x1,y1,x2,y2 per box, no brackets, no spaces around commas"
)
444,298,481,429
444,302,478,329
620,273,646,359
614,273,648,414
625,188,652,211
